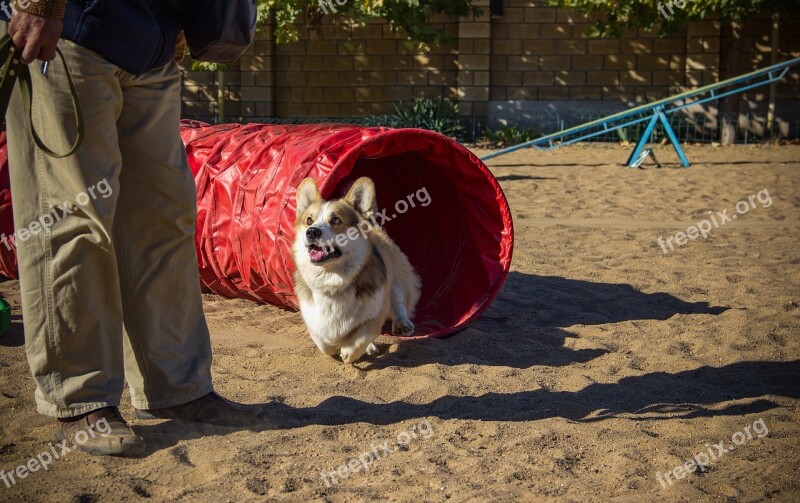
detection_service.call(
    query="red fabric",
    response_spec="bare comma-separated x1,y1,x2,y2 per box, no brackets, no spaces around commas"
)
0,131,16,280
0,122,514,339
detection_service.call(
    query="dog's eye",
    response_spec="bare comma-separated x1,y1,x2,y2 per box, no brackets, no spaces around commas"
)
306,216,314,226
330,216,341,225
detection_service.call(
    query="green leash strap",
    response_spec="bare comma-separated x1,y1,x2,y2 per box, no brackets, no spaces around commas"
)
0,35,84,158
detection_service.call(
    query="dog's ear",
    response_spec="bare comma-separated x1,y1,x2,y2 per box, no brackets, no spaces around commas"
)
296,178,321,216
345,177,377,216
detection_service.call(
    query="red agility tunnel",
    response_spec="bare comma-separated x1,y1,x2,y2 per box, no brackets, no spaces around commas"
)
0,123,514,339
0,132,15,279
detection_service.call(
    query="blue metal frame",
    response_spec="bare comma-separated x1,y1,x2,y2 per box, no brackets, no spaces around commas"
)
624,107,691,167
480,57,800,167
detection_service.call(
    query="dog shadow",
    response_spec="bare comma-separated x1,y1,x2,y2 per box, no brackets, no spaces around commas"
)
365,272,728,370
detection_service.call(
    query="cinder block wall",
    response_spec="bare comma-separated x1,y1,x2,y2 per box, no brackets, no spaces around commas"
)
180,0,800,136
179,13,460,121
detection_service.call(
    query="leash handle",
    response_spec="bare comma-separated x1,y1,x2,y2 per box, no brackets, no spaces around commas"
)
0,36,84,158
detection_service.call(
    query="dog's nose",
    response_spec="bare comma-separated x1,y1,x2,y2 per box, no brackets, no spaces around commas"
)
306,227,322,240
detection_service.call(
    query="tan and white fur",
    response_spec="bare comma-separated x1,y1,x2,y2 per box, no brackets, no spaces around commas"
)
292,177,421,364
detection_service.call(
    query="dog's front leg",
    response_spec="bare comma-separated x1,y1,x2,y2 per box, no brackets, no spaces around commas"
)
340,321,382,364
310,333,340,357
390,282,415,336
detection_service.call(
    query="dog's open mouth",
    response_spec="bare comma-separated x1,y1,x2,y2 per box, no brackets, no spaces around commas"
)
307,244,342,264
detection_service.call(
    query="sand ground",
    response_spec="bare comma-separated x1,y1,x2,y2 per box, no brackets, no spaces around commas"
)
0,142,798,502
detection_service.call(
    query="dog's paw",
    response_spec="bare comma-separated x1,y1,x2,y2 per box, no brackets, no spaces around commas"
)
392,318,415,336
339,347,360,364
366,343,381,356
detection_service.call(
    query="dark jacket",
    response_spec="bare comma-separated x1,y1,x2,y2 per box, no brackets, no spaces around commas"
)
61,0,185,74
5,0,186,75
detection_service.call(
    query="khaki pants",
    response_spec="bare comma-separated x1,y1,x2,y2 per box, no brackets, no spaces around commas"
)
6,39,213,418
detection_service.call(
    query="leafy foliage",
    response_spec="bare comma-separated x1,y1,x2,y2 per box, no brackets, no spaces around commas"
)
192,1,479,71
257,0,302,44
546,0,800,37
365,96,465,139
361,114,397,127
483,125,541,148
260,0,480,45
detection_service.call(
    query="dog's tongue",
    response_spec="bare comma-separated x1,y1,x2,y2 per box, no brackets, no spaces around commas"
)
309,246,326,262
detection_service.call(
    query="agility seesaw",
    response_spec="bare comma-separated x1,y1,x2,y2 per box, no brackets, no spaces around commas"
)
481,57,800,168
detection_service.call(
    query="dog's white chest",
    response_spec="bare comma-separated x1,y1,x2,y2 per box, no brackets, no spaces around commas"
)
300,289,385,343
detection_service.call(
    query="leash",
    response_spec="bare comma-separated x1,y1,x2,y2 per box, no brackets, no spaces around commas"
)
0,35,84,158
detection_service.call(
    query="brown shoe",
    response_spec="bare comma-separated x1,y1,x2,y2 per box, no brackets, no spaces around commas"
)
57,407,145,457
134,391,270,427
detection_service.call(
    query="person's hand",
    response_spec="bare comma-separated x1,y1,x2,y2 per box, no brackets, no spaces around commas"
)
8,11,62,64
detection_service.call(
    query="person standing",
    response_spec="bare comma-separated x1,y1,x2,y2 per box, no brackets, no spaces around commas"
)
5,0,269,456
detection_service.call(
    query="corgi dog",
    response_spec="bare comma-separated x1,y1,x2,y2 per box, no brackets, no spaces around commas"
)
292,177,421,364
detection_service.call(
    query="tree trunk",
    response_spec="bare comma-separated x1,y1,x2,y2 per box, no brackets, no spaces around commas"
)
719,21,743,145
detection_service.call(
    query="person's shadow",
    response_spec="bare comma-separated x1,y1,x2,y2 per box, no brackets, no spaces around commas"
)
301,359,799,426
126,357,800,455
